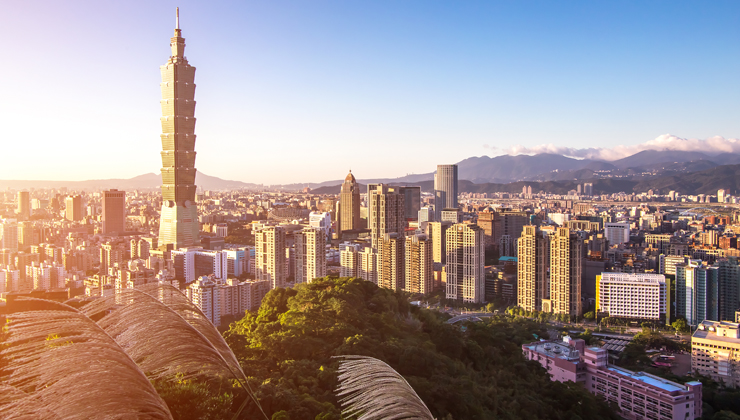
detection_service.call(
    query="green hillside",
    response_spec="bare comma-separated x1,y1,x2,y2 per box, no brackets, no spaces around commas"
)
223,277,619,420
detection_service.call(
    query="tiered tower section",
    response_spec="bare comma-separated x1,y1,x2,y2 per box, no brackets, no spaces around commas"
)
158,8,199,249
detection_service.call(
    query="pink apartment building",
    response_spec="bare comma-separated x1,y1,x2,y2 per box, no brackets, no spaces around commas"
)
523,337,702,420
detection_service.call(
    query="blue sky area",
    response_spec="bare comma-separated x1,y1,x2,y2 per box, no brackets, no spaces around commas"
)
0,1,738,184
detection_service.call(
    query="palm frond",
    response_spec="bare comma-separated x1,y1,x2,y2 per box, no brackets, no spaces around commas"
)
78,283,268,420
334,355,436,420
0,301,173,420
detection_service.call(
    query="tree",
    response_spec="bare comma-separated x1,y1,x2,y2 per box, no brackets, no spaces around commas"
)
583,311,596,321
672,318,690,334
485,303,496,313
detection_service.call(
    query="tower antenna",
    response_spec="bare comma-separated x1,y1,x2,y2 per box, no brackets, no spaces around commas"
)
176,7,180,29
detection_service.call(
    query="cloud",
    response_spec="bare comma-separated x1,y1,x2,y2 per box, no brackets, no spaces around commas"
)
496,134,740,161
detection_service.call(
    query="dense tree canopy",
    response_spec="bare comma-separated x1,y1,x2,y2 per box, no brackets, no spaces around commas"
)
224,277,620,420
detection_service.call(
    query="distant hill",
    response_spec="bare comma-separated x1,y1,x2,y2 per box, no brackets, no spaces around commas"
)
0,172,262,191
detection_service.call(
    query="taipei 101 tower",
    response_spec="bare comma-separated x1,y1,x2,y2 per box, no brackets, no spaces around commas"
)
158,8,199,249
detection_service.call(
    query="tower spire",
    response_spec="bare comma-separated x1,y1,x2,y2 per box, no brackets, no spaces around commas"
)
176,7,180,29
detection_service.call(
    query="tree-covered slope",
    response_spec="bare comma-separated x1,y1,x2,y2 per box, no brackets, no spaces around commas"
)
224,277,619,420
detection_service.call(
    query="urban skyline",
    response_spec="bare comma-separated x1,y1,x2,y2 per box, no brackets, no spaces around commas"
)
1,1,739,184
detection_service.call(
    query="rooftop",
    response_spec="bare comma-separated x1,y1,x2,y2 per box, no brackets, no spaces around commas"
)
607,366,684,393
524,340,580,362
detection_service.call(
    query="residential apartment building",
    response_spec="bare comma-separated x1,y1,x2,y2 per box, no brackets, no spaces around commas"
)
517,225,550,312
445,223,485,303
255,226,287,289
405,234,433,295
294,227,326,284
549,227,583,316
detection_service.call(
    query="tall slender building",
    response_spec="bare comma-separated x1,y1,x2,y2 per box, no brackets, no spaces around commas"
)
16,191,30,221
549,227,583,317
339,171,361,232
295,227,326,284
255,226,286,290
517,225,550,312
102,189,126,234
158,8,199,250
434,164,458,210
368,184,406,249
445,223,485,303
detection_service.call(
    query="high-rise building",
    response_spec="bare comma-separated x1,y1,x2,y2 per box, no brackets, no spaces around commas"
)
339,243,362,278
604,222,630,245
491,210,527,257
255,226,286,289
378,233,405,291
434,164,458,210
368,184,406,249
102,189,126,234
445,223,485,303
517,225,550,312
583,182,593,196
158,8,199,250
715,258,740,322
549,227,583,317
1,218,20,253
17,221,36,251
405,234,433,295
64,195,83,222
171,248,229,283
100,242,124,274
339,171,361,232
16,191,30,220
718,189,727,203
428,221,451,264
433,190,446,222
401,186,421,221
358,247,378,284
676,261,718,326
295,227,326,284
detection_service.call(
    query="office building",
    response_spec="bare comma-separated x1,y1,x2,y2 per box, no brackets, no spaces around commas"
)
605,222,630,245
17,221,35,251
224,248,247,278
517,225,550,312
595,273,668,321
523,337,702,420
255,226,286,289
445,223,485,303
434,164,458,210
549,227,583,317
171,248,229,283
309,212,332,241
440,208,461,223
65,195,83,222
494,210,527,257
295,227,326,284
405,234,433,295
692,320,740,387
583,182,593,196
102,189,126,234
368,184,406,249
716,258,740,322
676,261,718,326
339,170,361,232
378,233,405,291
401,186,421,221
158,9,200,249
16,191,30,220
434,190,446,222
418,206,433,224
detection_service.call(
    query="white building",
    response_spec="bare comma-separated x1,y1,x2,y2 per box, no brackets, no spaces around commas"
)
171,248,229,283
309,211,332,241
359,247,378,284
339,243,362,278
187,276,220,326
224,248,247,278
255,226,286,289
604,222,630,245
596,273,667,320
0,219,18,253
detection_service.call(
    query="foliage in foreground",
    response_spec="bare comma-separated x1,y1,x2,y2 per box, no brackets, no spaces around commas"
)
224,277,620,420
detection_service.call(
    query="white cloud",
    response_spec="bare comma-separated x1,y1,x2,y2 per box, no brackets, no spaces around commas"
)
498,134,740,161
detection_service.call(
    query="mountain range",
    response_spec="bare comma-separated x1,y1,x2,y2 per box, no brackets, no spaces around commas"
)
2,150,738,195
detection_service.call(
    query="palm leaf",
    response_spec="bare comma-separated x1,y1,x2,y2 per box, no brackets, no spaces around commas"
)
334,355,436,420
0,300,173,420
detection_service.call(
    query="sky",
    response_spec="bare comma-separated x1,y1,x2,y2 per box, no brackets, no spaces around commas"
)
0,1,738,185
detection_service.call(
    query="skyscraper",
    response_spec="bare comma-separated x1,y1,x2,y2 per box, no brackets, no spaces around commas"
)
102,189,126,234
434,164,458,210
16,191,30,220
295,227,326,284
368,184,406,249
158,8,199,250
339,171,361,233
517,225,550,312
255,226,286,289
64,195,83,222
445,223,485,303
549,227,583,317
405,234,433,295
